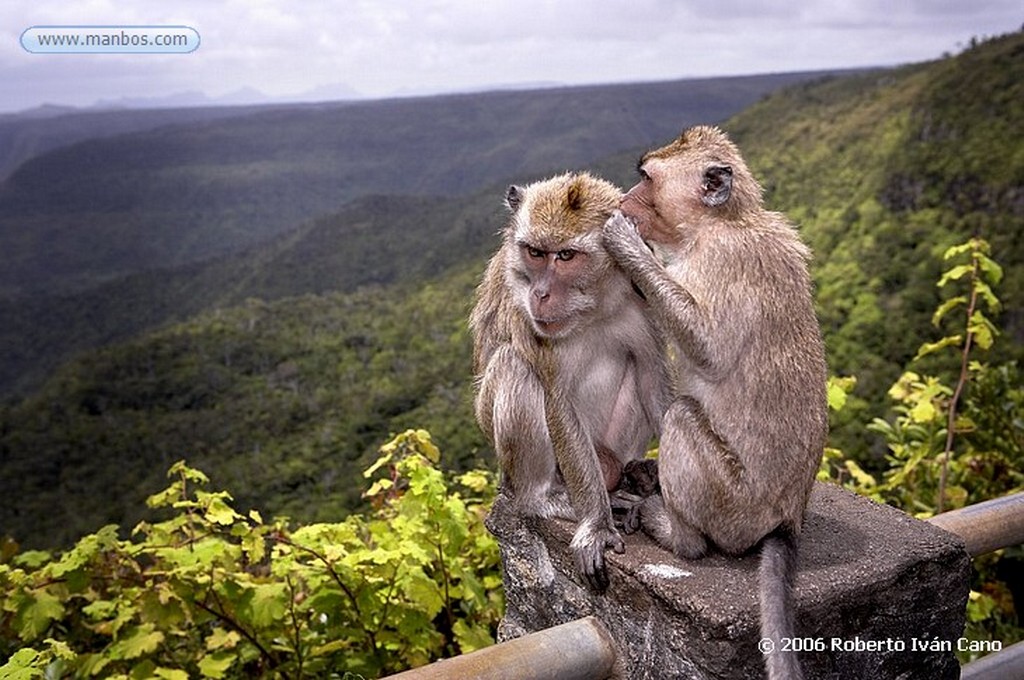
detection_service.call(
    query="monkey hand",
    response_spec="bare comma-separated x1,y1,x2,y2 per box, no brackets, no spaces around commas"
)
610,491,646,535
570,522,625,592
622,500,644,535
603,210,643,249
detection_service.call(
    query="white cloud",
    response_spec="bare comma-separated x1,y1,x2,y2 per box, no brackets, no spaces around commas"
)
1,0,1019,112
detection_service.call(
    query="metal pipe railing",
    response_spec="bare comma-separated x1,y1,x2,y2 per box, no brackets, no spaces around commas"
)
927,491,1024,677
382,493,1023,679
382,616,617,680
926,491,1024,557
959,639,1024,680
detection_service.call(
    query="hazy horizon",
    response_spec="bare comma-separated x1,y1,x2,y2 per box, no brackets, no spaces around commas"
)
4,1,1019,114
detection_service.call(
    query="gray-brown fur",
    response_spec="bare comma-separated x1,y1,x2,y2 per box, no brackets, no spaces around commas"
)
470,171,666,591
602,126,828,679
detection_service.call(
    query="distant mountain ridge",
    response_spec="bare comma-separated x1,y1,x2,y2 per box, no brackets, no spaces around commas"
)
0,70,856,298
0,70,852,397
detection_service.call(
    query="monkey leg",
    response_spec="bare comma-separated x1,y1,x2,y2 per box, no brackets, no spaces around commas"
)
655,396,758,558
540,351,625,591
627,492,709,559
481,346,575,520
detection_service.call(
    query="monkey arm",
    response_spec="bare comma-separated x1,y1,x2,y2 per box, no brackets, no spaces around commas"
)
537,346,625,592
602,213,716,373
476,344,575,520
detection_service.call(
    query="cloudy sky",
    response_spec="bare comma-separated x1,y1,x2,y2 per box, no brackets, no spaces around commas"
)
3,0,1020,113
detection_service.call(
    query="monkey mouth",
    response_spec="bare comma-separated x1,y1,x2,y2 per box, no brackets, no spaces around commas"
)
532,316,571,337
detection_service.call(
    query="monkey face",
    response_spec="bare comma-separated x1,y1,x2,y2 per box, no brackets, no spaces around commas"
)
502,172,622,340
621,157,688,245
513,239,602,338
623,126,758,244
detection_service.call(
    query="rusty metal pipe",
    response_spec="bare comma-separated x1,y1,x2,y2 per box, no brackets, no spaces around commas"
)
383,616,617,680
926,491,1024,557
960,640,1024,680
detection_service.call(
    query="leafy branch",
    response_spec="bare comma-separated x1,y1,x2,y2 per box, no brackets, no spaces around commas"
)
916,238,1002,511
0,430,502,679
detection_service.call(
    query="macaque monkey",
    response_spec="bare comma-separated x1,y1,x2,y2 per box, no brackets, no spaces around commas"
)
603,126,828,680
471,172,665,591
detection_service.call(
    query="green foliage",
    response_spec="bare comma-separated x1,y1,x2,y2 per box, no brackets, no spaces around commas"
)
825,239,1017,510
0,430,502,678
820,237,1022,658
0,71,824,399
728,30,1024,458
0,266,490,550
0,74,806,300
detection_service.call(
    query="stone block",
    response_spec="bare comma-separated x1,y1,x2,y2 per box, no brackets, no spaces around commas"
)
486,482,971,679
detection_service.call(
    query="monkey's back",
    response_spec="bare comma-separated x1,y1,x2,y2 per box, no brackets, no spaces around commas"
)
673,215,828,539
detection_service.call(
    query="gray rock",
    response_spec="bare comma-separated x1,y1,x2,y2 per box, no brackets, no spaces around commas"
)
486,482,970,679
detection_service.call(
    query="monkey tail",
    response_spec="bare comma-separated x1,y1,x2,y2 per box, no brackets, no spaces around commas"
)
759,527,803,680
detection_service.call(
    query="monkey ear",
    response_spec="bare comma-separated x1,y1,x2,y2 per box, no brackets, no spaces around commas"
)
505,185,524,212
700,165,733,207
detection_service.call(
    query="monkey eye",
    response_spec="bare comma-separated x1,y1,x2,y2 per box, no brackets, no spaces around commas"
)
637,166,651,181
525,246,545,259
556,249,576,262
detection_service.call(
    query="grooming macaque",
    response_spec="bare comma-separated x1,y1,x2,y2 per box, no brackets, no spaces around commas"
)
602,126,828,680
471,172,665,591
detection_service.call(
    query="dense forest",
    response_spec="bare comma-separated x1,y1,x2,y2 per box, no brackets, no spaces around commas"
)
0,31,1021,553
0,70,839,398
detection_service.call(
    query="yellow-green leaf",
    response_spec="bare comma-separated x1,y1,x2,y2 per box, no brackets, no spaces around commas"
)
968,311,998,350
311,639,351,657
913,335,961,361
977,253,1003,284
937,264,972,287
930,295,966,326
942,242,974,260
108,624,165,660
825,380,846,411
457,470,491,493
2,648,41,677
453,619,496,654
17,590,64,640
908,398,937,423
13,551,52,569
365,478,393,497
205,628,241,651
404,571,445,617
246,583,288,628
197,652,235,679
844,460,876,488
967,590,996,623
363,452,394,479
414,429,441,463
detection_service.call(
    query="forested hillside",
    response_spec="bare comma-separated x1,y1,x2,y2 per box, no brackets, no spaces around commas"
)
0,32,1021,550
0,72,825,299
0,71,835,398
727,30,1023,452
1,267,486,548
0,190,510,395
